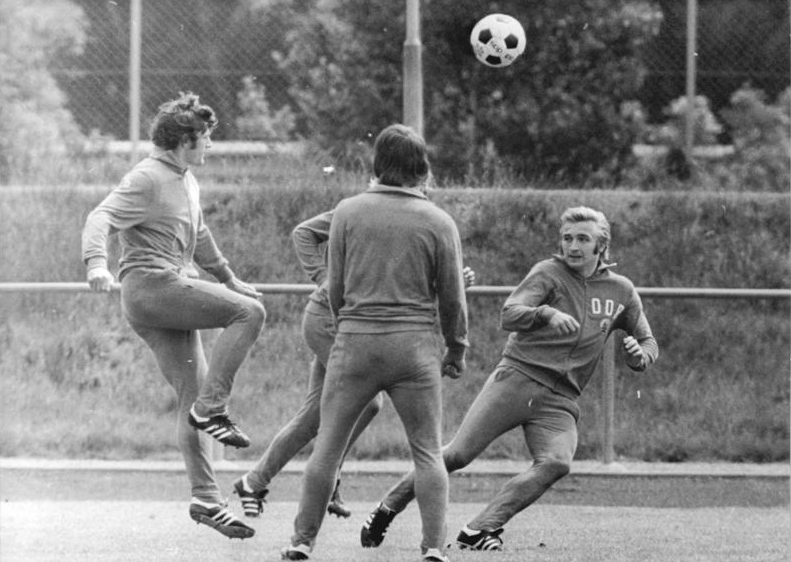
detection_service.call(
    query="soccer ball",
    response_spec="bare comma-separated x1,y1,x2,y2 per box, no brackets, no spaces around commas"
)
470,13,526,68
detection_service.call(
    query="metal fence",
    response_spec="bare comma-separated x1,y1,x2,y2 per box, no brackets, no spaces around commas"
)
2,281,789,465
47,0,789,147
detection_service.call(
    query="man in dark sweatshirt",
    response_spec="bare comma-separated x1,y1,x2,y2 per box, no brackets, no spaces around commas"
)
361,205,659,552
280,124,468,562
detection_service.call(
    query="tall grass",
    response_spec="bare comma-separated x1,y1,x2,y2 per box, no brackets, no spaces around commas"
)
0,176,788,463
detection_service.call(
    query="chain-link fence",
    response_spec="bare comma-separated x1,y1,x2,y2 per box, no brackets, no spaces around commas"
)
53,0,295,142
46,0,788,142
639,0,790,138
2,0,784,186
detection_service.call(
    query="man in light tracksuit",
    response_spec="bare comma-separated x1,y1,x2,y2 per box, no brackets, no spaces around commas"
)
361,206,659,552
82,92,264,539
280,124,469,562
233,209,384,519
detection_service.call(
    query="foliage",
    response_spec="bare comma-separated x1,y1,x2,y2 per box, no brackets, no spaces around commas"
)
639,0,790,123
717,85,791,191
1,184,788,462
274,0,663,183
235,75,296,141
270,0,402,167
621,86,790,191
647,95,724,147
0,0,87,183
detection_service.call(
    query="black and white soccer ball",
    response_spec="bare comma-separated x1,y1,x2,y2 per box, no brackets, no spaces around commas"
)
470,13,526,68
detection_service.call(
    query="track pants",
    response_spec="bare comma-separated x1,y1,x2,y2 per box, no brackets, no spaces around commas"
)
291,329,448,552
381,364,579,531
122,267,266,502
246,304,382,492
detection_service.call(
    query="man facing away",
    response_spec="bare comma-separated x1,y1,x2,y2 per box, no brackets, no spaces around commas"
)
280,124,469,562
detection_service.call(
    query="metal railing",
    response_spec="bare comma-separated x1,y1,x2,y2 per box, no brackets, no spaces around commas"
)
2,282,789,466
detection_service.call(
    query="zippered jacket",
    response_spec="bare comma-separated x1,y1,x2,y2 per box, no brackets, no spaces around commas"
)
291,210,332,313
327,183,468,356
81,148,232,282
499,256,658,399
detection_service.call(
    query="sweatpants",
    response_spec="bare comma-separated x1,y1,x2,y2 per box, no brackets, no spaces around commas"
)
381,365,580,531
122,267,266,502
291,329,448,552
246,305,381,492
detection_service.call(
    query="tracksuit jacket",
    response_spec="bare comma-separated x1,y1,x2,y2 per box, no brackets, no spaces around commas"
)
291,210,333,314
499,256,659,400
81,148,233,283
326,183,469,357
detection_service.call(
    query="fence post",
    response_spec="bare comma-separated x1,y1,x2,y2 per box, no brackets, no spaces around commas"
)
600,337,624,469
403,0,424,136
129,0,141,164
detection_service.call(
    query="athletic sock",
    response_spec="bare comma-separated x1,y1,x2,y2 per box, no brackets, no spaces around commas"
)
191,497,219,508
240,474,255,493
189,405,210,422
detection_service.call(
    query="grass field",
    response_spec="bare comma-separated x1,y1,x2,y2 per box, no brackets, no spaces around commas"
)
1,467,789,562
2,500,788,562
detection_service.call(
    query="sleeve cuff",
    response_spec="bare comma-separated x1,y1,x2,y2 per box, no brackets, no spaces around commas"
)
538,305,557,324
85,256,108,272
445,344,467,362
214,264,234,284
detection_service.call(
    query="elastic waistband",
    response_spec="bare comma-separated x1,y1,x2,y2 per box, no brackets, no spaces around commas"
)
498,357,580,400
338,319,433,334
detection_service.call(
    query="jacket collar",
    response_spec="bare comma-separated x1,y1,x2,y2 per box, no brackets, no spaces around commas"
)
366,181,428,200
150,147,188,176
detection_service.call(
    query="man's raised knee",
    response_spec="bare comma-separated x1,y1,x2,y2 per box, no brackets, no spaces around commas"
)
538,457,571,481
443,448,474,473
246,300,267,331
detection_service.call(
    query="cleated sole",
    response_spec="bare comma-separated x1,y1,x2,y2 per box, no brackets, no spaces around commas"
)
190,513,255,539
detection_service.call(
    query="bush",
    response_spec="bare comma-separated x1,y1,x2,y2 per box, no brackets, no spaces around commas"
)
0,0,87,184
0,185,788,462
277,0,663,182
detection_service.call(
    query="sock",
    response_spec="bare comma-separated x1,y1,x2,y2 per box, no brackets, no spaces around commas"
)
241,474,254,493
191,497,219,508
189,404,209,422
380,502,395,514
286,544,311,555
462,525,481,536
423,547,446,560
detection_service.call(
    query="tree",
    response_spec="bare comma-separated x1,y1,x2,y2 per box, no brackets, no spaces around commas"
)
0,0,87,183
276,0,663,183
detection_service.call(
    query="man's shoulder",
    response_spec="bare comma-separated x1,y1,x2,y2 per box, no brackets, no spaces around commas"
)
532,257,564,274
128,157,176,184
598,268,638,292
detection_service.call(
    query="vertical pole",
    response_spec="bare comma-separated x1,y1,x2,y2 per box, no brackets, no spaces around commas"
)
129,0,142,164
601,338,616,465
787,0,791,516
403,0,424,136
684,0,698,156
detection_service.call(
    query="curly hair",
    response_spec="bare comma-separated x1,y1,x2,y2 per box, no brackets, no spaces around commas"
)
373,124,430,187
148,92,218,150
